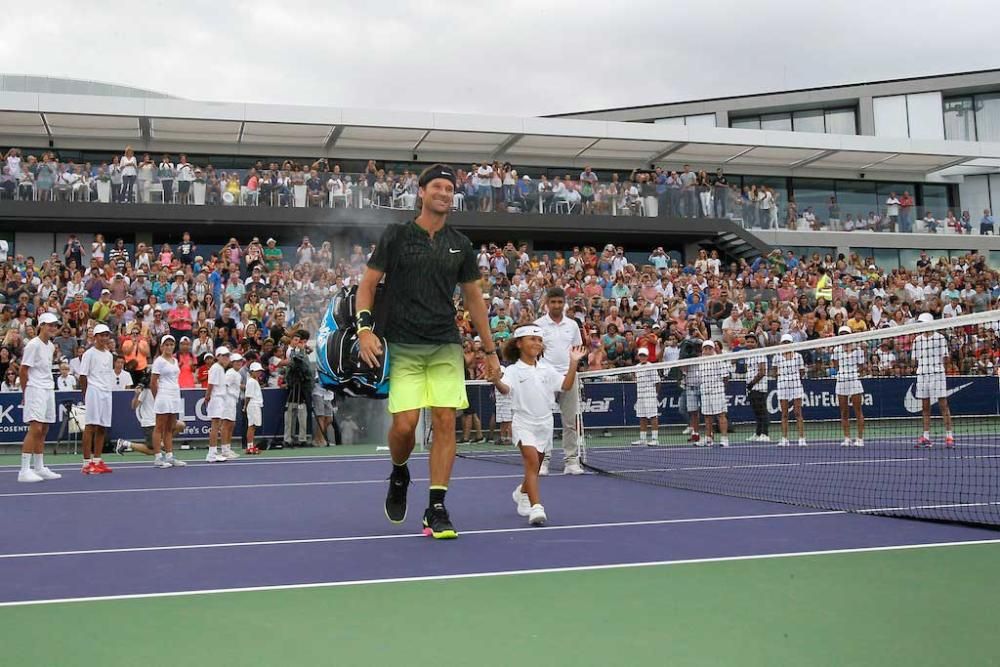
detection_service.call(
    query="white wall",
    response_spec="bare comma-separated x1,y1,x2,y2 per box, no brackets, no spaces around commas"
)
960,175,991,218
905,92,944,140
12,232,55,262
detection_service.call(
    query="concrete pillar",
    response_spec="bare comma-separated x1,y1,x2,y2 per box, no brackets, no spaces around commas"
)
858,96,875,136
715,110,729,129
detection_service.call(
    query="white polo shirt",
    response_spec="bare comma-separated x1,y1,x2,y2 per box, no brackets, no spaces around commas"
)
534,313,583,374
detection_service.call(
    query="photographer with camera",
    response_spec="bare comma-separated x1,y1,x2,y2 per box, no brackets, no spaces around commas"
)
281,330,314,447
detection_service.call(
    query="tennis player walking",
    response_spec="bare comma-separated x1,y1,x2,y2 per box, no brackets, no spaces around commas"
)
358,163,499,539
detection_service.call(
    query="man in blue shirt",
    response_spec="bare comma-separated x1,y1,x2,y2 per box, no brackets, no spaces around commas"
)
980,208,995,235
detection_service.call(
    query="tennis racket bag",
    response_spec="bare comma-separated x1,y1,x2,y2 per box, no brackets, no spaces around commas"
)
316,285,390,399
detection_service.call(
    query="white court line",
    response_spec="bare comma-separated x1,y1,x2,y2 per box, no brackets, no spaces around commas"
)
0,452,424,472
0,472,538,499
0,509,844,559
2,537,998,608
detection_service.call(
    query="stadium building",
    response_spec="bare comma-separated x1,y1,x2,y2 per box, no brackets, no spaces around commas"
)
2,69,1000,267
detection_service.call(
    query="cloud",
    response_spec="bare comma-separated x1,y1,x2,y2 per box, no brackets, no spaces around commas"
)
3,0,998,116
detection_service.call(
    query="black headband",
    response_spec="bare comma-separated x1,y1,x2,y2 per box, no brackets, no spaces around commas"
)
418,165,456,188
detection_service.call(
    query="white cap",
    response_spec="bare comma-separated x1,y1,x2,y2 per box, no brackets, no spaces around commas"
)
179,335,191,343
38,312,60,325
160,334,175,344
215,346,230,356
101,288,110,295
93,323,111,335
918,312,934,323
249,362,264,372
637,347,650,356
838,326,852,335
513,325,544,339
230,353,243,362
701,339,716,349
780,334,794,343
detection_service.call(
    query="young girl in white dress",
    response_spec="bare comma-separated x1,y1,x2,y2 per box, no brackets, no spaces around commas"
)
772,334,807,447
150,335,187,468
832,326,866,447
489,325,586,526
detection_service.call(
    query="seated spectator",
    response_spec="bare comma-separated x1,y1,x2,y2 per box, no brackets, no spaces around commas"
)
981,209,995,235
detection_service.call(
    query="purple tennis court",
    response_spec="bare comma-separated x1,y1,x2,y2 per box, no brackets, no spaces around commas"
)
1,451,997,606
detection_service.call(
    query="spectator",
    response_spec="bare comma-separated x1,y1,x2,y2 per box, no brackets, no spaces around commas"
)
981,209,995,236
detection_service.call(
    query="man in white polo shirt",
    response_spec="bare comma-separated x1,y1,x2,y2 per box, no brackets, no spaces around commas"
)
534,287,584,475
79,324,116,474
18,312,63,483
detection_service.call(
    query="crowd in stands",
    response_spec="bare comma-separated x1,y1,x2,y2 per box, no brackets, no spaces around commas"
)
2,228,1000,406
5,148,992,234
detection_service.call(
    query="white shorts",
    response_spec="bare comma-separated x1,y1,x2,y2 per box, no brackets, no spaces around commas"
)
684,385,701,412
512,418,553,454
154,393,183,416
634,394,659,419
915,373,947,401
207,395,227,420
247,404,262,428
23,386,56,424
84,389,113,427
700,389,727,416
835,380,864,397
224,397,239,422
313,394,334,417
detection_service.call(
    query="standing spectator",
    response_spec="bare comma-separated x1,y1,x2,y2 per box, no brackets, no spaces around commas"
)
712,169,728,218
158,154,175,203
885,190,900,230
679,165,697,217
108,239,129,274
120,147,138,203
296,237,315,266
264,238,283,272
63,234,84,269
899,191,914,232
177,231,196,266
175,154,194,204
281,330,313,447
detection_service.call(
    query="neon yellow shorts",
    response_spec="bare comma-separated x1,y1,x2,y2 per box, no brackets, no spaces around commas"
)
387,343,468,414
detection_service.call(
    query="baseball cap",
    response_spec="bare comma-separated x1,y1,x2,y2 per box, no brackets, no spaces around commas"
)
780,334,794,343
101,288,110,295
838,326,852,335
637,347,650,356
513,325,544,339
93,324,111,335
249,362,264,372
918,313,934,323
701,340,716,349
179,336,191,343
38,312,60,325
215,346,230,356
160,334,175,344
230,353,243,362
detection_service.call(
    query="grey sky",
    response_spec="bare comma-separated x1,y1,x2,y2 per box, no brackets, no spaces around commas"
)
4,0,999,117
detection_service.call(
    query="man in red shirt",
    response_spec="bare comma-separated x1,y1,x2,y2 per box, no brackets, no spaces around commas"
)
637,324,659,362
899,191,914,233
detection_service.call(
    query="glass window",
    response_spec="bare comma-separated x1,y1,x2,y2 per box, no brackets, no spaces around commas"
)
875,182,915,215
730,117,760,130
760,113,792,131
943,97,976,141
872,248,901,271
874,96,909,138
824,108,857,135
990,251,1000,268
899,249,925,269
921,184,950,220
835,180,877,223
684,114,717,127
790,178,835,223
974,93,1000,142
792,110,825,134
905,92,944,140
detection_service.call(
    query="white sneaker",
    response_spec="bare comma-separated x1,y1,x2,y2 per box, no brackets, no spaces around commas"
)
18,468,43,483
206,451,228,463
539,461,549,477
841,437,852,447
747,434,759,442
648,439,659,447
682,426,693,435
35,467,61,480
720,438,729,448
167,456,188,467
854,438,864,448
564,462,584,476
631,439,646,446
115,438,130,455
512,485,531,517
528,504,547,526
798,438,808,447
778,438,790,447
704,437,714,447
758,434,770,443
154,455,171,469
222,448,240,460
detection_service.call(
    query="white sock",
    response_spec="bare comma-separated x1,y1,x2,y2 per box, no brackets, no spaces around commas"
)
923,431,930,439
946,431,953,437
209,446,218,455
165,451,174,459
21,453,31,471
94,457,102,464
33,453,45,471
639,432,647,443
651,429,659,441
222,444,232,452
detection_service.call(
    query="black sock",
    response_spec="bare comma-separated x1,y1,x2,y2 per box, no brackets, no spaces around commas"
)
391,461,409,482
429,486,447,508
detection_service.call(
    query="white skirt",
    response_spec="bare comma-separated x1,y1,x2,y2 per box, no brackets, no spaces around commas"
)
23,386,56,424
700,388,727,416
835,380,864,397
84,389,113,427
154,392,183,416
512,418,553,454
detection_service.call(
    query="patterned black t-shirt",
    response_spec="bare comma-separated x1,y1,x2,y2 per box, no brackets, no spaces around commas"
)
368,220,478,345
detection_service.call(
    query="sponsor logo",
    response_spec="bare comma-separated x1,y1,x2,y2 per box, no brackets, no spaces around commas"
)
903,381,973,413
449,249,462,254
580,397,614,413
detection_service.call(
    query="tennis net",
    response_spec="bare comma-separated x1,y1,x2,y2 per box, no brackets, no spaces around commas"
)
458,310,1000,526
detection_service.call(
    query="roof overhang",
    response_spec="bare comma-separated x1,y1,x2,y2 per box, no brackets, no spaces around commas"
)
1,91,998,177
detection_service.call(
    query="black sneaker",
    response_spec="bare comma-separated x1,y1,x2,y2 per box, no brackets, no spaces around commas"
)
384,465,410,524
422,504,458,539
